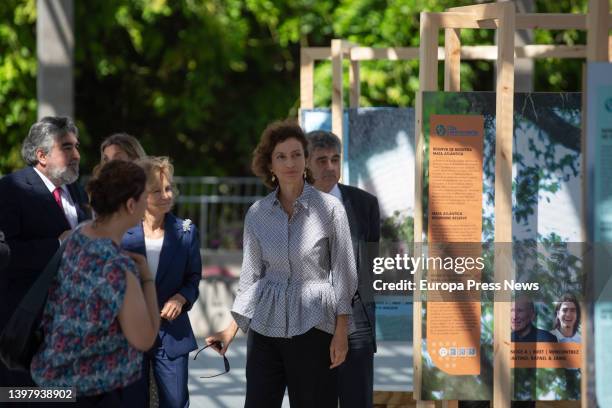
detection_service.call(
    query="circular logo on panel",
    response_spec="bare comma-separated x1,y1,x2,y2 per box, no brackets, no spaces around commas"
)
436,124,447,136
439,347,448,357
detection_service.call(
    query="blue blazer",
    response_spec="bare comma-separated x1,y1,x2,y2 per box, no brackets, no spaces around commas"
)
0,166,90,331
122,213,201,359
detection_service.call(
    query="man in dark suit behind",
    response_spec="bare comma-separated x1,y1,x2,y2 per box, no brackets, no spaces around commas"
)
0,230,9,272
0,116,90,387
306,130,380,408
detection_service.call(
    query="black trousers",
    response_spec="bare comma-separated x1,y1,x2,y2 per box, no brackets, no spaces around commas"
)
245,328,337,408
338,298,375,408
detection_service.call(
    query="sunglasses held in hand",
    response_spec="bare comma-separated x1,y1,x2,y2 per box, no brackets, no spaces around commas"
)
193,341,230,378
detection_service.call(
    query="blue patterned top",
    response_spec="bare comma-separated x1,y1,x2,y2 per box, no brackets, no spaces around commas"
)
31,228,142,396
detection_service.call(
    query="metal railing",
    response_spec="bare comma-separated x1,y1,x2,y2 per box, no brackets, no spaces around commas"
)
173,176,267,250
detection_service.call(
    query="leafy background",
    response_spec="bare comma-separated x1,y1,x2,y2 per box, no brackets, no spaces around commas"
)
0,0,590,176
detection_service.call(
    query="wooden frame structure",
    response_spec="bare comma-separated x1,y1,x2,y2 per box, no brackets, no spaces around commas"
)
415,4,516,407
300,15,612,145
299,2,611,408
416,3,611,408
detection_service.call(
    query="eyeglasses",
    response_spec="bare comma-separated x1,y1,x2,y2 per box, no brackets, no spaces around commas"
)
193,342,230,378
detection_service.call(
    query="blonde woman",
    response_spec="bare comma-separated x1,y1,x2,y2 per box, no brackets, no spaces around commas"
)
122,157,201,408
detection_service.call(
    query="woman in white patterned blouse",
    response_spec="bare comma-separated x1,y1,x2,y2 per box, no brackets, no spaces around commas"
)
206,120,357,407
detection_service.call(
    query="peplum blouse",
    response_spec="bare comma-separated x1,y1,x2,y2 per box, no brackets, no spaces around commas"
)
231,183,357,338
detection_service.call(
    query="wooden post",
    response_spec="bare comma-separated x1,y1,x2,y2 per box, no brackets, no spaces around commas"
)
587,0,610,61
583,2,610,407
444,4,516,408
331,39,344,145
444,28,461,91
492,4,515,408
441,25,462,408
414,11,439,408
349,59,361,108
300,48,315,110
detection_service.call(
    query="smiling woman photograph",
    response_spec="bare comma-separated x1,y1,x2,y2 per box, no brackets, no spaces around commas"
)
550,293,581,343
206,120,357,408
121,156,201,408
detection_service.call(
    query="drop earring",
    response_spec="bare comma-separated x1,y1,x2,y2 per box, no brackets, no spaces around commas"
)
271,174,276,183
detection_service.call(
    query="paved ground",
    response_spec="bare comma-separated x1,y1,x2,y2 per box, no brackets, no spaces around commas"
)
187,338,413,408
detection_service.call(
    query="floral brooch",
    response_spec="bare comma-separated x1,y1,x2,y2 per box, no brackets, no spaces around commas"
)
182,219,192,232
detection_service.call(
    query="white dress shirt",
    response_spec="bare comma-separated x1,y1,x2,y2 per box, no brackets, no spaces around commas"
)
329,183,343,203
33,167,78,229
145,235,164,280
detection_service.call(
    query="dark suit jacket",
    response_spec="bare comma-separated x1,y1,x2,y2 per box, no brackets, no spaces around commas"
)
122,213,201,359
338,183,380,348
0,166,90,331
0,231,9,272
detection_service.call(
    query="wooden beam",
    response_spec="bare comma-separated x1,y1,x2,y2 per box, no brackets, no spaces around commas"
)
587,0,610,61
429,12,499,29
444,28,461,91
331,39,344,165
463,44,586,60
373,391,416,406
449,2,507,20
349,60,360,108
516,13,587,29
414,11,438,408
350,47,419,60
300,48,314,110
302,47,331,60
307,44,588,63
492,3,516,408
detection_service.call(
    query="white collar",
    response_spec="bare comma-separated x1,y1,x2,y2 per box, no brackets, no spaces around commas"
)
33,166,67,194
329,183,342,202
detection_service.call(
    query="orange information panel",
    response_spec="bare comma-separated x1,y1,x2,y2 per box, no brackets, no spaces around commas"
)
426,115,484,375
511,342,582,369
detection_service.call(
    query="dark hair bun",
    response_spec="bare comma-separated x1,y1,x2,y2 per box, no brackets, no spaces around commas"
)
87,161,146,217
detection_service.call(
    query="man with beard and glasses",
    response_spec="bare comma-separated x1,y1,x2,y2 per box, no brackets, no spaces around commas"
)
0,116,91,388
305,130,380,408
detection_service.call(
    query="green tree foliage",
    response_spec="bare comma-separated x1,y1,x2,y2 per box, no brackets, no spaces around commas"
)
0,0,592,175
74,0,300,176
0,0,37,173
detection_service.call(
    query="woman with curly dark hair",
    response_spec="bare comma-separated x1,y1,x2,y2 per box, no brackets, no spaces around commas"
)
206,120,357,408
